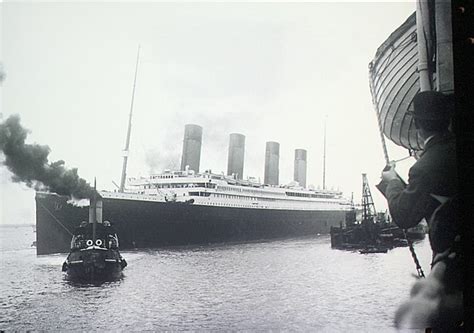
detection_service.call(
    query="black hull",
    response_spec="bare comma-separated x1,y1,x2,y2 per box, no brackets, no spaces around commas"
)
359,248,388,254
64,248,125,282
37,192,349,255
330,223,426,250
66,262,123,282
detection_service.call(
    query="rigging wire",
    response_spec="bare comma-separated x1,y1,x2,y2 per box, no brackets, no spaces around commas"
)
37,201,74,237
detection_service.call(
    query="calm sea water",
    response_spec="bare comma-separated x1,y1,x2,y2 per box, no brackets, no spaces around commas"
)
0,224,432,331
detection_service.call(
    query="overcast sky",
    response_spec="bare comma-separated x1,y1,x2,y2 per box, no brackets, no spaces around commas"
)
0,1,416,225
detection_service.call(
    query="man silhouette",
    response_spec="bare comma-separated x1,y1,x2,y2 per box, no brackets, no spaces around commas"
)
380,91,457,247
378,91,462,330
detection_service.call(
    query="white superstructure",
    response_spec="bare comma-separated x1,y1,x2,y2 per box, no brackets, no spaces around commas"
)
101,170,352,211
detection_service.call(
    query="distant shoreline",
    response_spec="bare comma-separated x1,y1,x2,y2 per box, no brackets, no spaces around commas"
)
0,224,35,228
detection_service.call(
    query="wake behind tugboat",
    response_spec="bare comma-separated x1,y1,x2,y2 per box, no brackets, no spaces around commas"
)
62,188,127,283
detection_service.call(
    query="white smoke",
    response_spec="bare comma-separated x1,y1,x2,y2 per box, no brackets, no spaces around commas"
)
145,147,180,173
67,197,90,207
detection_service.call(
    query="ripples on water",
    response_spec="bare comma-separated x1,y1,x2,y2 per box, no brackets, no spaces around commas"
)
0,225,432,331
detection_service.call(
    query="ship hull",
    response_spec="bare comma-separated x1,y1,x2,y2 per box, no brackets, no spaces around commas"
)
66,263,123,282
36,192,349,255
63,249,125,282
330,224,426,250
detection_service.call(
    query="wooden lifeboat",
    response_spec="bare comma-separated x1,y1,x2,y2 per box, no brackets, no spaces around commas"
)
369,13,426,152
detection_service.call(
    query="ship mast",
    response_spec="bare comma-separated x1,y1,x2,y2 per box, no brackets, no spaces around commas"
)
92,178,97,243
119,45,141,193
322,116,327,190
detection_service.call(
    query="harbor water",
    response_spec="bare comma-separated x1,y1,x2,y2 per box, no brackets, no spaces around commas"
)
0,224,432,331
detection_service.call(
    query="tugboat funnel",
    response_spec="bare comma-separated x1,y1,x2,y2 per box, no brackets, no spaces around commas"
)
88,199,103,224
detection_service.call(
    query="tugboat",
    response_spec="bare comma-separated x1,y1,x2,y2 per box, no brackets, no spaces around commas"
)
359,246,388,254
62,186,127,282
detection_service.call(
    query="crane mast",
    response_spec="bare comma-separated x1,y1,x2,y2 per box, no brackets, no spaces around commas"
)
361,173,376,224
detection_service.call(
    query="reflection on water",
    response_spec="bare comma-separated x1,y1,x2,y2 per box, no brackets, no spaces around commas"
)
0,225,431,331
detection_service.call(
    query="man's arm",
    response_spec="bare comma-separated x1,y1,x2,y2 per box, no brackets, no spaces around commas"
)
385,166,434,229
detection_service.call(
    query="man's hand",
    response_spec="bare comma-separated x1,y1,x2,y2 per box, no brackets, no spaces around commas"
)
381,163,399,182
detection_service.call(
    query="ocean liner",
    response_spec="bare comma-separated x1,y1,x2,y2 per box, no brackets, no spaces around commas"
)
36,125,353,255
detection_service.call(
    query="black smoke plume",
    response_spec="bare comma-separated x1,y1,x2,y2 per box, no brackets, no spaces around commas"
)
0,114,95,199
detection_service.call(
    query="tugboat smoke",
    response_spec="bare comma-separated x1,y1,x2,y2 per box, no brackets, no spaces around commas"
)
0,114,95,199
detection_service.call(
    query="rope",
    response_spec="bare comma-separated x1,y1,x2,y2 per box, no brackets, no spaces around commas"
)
37,200,74,236
403,229,426,278
368,67,390,165
370,65,425,279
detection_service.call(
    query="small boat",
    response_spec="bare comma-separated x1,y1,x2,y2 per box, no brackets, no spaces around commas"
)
369,5,453,154
62,220,127,282
359,247,388,254
392,238,409,247
62,187,127,282
369,13,423,152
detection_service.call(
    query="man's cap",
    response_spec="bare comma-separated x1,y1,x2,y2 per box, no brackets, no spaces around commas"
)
410,91,454,120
